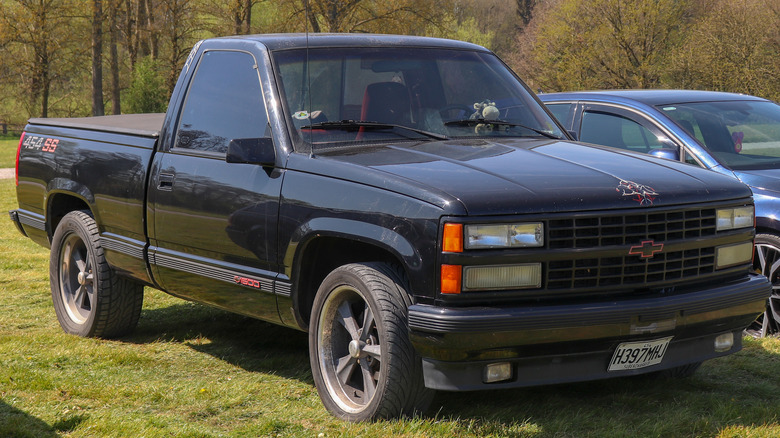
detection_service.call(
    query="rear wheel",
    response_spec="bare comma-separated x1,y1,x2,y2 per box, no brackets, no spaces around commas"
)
309,263,432,421
748,233,780,337
50,211,144,338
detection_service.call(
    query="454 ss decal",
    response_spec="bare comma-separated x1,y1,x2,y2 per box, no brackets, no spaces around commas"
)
22,135,60,153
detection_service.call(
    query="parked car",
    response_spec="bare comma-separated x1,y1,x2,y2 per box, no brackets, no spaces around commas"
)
539,90,780,337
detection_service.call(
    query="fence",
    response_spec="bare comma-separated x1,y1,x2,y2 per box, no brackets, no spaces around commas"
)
0,123,24,137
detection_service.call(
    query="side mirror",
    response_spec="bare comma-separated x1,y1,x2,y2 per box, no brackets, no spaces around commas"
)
649,147,680,161
567,130,578,141
226,138,276,166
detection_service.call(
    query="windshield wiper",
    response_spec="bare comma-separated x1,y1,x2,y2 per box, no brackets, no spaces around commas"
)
301,120,449,141
444,118,563,140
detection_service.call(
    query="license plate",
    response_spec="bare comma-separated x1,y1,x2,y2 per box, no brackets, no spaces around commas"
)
608,336,672,371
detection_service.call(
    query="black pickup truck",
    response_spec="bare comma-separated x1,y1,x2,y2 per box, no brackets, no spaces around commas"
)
10,34,770,421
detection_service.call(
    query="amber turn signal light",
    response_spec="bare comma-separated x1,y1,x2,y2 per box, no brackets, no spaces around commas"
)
441,264,462,294
443,223,463,253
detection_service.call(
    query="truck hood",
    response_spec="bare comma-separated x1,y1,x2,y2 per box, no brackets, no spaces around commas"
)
311,139,751,216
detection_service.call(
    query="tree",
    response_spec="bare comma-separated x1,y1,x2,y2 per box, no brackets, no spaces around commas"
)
514,0,692,92
0,0,81,118
107,0,122,114
124,56,166,113
670,0,780,101
92,0,105,116
157,0,201,95
201,0,263,36
279,0,441,34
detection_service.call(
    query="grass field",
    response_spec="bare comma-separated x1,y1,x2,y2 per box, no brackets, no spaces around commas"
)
1,178,779,437
0,137,20,168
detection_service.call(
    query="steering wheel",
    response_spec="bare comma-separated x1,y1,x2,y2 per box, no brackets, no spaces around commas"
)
439,104,475,120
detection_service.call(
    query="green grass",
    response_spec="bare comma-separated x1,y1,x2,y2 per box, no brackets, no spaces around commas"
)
0,137,20,168
2,178,780,436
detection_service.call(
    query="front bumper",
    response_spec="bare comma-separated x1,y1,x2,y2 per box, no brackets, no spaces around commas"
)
408,273,769,390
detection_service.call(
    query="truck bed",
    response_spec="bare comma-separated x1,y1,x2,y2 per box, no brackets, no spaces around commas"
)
27,113,165,138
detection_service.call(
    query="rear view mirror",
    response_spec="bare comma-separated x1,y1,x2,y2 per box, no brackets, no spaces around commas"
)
226,138,276,167
649,147,680,161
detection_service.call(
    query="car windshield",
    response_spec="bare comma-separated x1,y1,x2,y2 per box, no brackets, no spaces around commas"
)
271,47,563,149
658,100,780,170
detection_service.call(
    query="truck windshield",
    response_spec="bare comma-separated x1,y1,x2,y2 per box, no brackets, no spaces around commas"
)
271,47,564,149
659,100,780,170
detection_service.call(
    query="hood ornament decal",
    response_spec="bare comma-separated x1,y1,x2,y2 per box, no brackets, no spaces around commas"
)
617,179,659,206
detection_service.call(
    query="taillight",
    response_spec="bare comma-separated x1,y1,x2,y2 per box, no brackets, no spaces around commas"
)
15,132,25,186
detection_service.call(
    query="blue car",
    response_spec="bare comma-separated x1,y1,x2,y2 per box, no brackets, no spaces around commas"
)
539,90,780,337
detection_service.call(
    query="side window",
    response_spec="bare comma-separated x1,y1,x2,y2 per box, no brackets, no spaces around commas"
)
176,50,268,154
683,149,703,167
545,103,574,126
580,111,663,153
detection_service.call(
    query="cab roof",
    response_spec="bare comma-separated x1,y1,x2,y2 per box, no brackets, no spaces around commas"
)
216,33,489,52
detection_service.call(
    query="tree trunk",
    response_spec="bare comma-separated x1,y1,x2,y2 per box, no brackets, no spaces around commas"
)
125,0,138,68
234,0,242,34
244,0,252,34
145,0,158,59
41,50,50,118
92,0,105,116
109,0,121,114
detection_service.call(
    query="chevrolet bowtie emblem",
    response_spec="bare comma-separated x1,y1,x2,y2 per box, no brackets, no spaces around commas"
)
629,240,664,258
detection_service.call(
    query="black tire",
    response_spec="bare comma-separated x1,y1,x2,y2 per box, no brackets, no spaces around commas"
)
748,233,780,337
309,262,433,421
49,210,144,338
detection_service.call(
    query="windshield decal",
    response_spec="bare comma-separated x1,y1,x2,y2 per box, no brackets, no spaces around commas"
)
617,179,659,206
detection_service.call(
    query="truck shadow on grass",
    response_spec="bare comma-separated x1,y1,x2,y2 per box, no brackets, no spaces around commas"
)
124,302,778,433
0,401,69,437
127,301,313,384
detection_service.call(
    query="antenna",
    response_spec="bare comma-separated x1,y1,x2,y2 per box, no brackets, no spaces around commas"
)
305,0,313,155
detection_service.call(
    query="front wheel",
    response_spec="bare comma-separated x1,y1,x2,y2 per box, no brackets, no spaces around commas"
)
309,263,432,421
50,211,144,338
748,233,780,337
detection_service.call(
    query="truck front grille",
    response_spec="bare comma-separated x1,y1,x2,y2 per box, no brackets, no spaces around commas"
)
548,208,717,249
545,208,719,290
547,247,716,290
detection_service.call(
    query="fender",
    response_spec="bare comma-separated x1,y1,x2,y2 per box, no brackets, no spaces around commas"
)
285,217,419,270
283,216,424,329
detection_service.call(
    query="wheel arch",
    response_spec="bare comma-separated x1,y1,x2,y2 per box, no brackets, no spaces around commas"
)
755,216,780,237
46,190,93,241
287,219,421,330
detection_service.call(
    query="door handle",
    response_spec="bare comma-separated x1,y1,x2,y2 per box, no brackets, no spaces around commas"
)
158,173,174,191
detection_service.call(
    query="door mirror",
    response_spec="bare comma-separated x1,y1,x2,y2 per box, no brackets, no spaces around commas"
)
649,147,680,161
226,138,276,166
567,130,578,141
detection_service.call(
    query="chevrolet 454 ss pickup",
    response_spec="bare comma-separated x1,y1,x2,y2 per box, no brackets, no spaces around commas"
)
10,34,771,421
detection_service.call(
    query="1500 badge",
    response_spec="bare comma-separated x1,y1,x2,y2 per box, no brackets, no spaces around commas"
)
22,135,60,153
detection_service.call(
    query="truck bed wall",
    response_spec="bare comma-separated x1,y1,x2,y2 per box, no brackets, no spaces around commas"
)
17,117,162,285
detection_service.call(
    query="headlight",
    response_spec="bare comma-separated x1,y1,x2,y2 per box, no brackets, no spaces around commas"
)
716,206,754,231
465,223,544,249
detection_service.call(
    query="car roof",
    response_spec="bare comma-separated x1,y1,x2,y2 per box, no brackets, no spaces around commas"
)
217,33,489,52
538,89,769,106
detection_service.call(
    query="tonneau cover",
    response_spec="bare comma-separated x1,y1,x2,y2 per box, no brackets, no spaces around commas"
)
28,113,165,138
